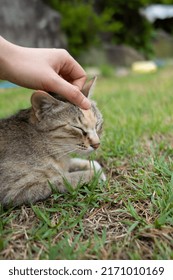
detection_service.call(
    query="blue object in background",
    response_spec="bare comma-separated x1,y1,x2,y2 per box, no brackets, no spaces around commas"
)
0,81,19,89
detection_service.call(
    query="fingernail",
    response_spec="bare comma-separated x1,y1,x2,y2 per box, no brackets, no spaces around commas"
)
80,98,91,110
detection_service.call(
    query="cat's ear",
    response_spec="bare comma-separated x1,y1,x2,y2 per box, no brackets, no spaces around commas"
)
31,90,58,121
82,76,97,98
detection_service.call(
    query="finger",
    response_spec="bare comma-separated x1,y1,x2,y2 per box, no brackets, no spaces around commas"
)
71,75,87,91
47,73,91,110
59,55,87,90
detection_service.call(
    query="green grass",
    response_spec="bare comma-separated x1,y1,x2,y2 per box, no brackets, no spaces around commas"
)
1,66,173,259
0,87,31,118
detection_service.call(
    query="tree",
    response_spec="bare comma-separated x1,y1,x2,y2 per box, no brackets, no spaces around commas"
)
43,0,173,58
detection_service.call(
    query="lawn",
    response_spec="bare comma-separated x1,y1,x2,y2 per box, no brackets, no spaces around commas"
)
0,66,173,260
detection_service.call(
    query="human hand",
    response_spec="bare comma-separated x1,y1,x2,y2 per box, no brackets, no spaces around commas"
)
0,37,90,109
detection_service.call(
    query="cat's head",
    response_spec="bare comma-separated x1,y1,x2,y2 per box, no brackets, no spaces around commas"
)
30,77,103,154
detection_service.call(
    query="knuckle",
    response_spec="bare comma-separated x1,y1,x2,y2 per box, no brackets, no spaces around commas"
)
47,74,56,85
81,70,87,80
53,48,70,63
59,49,70,59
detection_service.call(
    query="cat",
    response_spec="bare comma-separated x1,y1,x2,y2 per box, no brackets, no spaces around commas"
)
0,77,106,208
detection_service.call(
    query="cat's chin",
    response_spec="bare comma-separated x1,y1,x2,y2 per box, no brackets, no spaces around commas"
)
77,146,94,155
86,146,95,154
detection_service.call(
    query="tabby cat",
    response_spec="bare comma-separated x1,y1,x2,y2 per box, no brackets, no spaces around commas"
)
0,77,105,207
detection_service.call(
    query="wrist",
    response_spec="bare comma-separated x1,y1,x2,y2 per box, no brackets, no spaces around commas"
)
0,36,18,80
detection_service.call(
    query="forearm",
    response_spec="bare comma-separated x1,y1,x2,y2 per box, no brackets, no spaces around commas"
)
0,36,17,80
0,36,21,82
0,36,90,109
0,36,42,86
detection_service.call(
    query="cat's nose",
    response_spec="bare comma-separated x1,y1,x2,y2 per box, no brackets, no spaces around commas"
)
91,142,100,150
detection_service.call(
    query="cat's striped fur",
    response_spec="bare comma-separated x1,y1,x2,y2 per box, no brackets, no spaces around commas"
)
0,78,105,207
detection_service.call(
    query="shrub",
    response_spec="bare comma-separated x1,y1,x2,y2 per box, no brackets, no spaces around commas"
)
43,0,173,58
43,0,122,57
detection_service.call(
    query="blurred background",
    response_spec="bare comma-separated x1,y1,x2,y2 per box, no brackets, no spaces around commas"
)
1,0,173,71
1,1,173,260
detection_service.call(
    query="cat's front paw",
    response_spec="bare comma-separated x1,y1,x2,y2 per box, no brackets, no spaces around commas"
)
90,160,106,182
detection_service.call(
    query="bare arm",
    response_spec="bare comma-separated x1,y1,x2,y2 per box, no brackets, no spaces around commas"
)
0,36,90,109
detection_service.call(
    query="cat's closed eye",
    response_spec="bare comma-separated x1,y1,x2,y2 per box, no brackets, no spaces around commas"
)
0,76,106,208
71,125,87,136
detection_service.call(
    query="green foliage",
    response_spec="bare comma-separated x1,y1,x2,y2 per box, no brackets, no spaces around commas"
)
99,64,115,77
2,67,173,259
43,0,173,58
43,0,107,57
94,0,154,57
56,3,100,56
43,0,126,57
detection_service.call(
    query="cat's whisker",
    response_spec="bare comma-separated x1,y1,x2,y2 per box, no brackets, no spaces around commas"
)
38,146,78,161
55,147,79,161
27,140,73,146
0,77,106,207
10,146,78,165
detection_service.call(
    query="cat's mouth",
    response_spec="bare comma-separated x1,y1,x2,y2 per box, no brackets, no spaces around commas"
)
77,143,99,154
